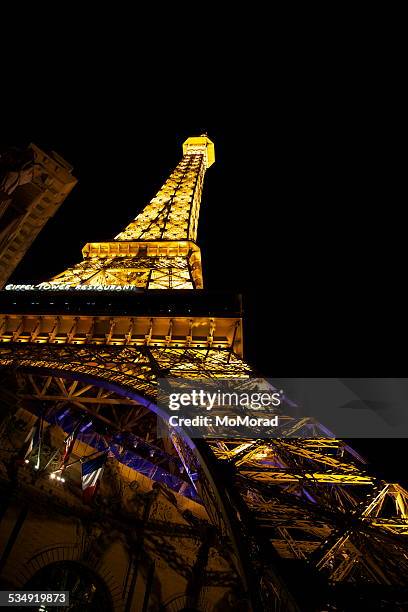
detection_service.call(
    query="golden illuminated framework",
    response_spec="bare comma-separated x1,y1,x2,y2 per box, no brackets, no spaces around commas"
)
1,340,408,607
47,136,214,290
1,135,408,610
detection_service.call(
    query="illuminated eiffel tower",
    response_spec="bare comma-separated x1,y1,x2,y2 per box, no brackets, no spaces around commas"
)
34,136,213,291
0,136,408,611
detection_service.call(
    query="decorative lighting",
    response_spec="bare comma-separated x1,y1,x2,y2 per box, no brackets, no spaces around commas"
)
255,451,268,459
24,459,29,464
57,408,70,421
50,474,66,483
80,420,93,433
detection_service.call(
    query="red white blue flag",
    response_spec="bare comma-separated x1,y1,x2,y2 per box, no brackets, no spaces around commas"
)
81,453,106,504
60,421,82,471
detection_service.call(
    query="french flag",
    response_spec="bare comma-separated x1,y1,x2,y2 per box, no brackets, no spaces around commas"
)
60,421,82,471
81,454,106,504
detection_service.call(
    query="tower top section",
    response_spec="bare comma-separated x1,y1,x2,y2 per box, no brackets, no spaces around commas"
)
42,135,215,290
182,135,215,168
114,134,215,244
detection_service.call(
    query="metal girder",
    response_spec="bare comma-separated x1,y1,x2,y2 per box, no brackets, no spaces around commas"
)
44,140,214,291
1,135,408,609
2,341,408,607
0,312,243,356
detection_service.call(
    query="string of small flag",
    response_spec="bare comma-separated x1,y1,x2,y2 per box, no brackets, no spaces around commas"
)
12,409,198,502
59,417,85,473
12,414,105,503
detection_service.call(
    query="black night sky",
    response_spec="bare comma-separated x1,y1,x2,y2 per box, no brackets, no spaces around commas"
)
2,125,406,487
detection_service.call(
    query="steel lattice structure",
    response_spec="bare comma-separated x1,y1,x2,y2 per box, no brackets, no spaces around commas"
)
40,136,214,291
1,135,408,610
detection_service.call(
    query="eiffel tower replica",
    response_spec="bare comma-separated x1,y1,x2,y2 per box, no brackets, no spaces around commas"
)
0,136,408,611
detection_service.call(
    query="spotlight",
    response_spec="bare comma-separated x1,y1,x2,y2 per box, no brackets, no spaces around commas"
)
60,477,65,483
24,459,29,464
149,449,155,457
34,465,39,470
50,473,56,479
